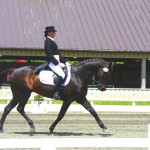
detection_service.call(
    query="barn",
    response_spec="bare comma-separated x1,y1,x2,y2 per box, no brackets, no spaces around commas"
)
0,0,150,88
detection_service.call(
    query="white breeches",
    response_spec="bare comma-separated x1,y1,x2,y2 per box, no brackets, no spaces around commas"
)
49,62,65,79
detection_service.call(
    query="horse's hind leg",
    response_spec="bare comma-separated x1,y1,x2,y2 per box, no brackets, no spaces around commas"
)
16,90,35,133
0,97,19,133
79,97,109,133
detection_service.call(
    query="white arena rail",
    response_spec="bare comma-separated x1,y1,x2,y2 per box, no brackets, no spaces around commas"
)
1,87,150,112
1,87,150,103
87,88,150,106
0,124,150,150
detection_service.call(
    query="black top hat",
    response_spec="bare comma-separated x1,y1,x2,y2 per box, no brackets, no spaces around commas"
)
44,26,57,32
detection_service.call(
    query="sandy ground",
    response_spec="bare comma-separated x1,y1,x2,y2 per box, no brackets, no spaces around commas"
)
0,111,150,150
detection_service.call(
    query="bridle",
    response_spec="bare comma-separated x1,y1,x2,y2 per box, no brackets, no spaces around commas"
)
71,68,105,86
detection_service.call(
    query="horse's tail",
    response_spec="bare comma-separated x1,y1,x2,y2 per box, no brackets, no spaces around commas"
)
0,69,15,87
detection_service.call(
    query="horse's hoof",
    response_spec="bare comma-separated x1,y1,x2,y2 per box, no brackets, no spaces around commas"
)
30,128,35,133
0,129,4,134
50,129,53,133
49,127,54,133
103,128,110,133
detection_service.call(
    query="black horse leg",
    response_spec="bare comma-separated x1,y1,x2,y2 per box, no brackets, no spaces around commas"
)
50,101,71,133
17,91,35,133
0,98,19,133
80,97,109,133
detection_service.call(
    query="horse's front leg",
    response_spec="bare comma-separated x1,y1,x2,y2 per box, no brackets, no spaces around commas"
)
50,100,71,133
79,97,109,133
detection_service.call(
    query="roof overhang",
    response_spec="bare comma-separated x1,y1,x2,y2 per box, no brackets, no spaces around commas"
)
0,48,150,60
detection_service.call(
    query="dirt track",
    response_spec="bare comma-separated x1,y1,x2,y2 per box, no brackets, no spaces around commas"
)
0,111,150,150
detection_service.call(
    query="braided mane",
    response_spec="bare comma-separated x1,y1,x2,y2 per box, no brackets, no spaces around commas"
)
74,58,107,66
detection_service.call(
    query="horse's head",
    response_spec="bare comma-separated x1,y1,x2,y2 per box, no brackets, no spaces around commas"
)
95,62,113,91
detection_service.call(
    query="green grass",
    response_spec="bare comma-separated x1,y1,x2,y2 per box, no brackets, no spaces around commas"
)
0,99,150,106
52,100,150,106
0,100,7,104
93,101,132,105
49,100,150,106
38,100,150,106
136,101,150,106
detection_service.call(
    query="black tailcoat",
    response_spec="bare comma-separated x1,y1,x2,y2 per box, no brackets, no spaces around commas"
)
44,37,66,65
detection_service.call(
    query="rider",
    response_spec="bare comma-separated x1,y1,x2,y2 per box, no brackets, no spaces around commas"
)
44,26,66,100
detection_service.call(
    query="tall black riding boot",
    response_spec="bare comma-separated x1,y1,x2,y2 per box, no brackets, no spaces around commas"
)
53,76,63,100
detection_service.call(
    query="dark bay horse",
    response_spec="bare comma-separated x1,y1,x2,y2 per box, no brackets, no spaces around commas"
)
0,59,113,134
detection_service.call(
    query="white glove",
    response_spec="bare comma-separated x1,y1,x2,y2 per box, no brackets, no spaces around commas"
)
59,63,65,68
65,62,71,66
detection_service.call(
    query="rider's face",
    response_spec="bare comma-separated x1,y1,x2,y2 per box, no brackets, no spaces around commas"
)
48,31,56,38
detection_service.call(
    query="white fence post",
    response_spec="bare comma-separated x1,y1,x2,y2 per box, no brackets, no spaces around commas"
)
132,93,136,106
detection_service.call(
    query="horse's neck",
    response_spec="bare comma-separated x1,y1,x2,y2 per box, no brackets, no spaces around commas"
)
75,62,98,77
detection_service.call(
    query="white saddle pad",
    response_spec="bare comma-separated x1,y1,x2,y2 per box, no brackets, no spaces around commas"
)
39,65,71,86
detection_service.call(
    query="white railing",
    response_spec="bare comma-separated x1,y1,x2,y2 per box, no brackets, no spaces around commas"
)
87,88,150,106
1,88,150,102
1,87,150,112
0,124,150,150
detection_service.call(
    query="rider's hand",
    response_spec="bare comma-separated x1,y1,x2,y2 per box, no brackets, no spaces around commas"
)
59,63,65,68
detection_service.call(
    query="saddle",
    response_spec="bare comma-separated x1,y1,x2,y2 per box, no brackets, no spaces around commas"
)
34,62,71,86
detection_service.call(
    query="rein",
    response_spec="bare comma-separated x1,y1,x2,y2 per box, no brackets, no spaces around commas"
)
71,68,101,86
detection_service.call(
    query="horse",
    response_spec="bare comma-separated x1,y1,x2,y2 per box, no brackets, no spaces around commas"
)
0,58,113,134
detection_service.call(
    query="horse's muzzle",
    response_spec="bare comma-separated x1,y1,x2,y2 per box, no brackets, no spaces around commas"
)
98,84,106,91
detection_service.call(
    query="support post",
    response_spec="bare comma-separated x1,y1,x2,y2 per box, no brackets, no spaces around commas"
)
141,59,146,89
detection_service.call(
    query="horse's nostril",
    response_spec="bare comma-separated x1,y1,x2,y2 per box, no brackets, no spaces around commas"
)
98,86,106,91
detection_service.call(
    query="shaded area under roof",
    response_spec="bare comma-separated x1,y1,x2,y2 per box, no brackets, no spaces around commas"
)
0,0,150,51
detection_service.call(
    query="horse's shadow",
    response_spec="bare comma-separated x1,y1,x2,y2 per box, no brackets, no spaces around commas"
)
14,131,113,137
